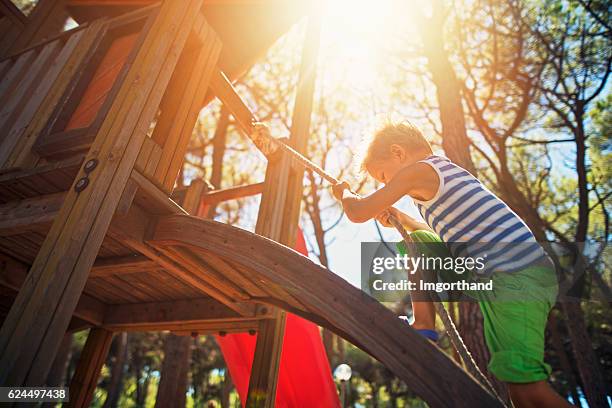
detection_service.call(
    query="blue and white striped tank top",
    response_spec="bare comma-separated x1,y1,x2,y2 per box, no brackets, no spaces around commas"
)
413,155,547,275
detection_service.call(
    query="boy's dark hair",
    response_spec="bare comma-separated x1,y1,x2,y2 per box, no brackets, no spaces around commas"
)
358,121,432,173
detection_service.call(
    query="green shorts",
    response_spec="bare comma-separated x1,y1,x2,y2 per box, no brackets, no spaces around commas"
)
400,230,559,383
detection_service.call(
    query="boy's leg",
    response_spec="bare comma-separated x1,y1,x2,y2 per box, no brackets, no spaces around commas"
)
478,265,566,407
398,230,446,331
507,381,572,408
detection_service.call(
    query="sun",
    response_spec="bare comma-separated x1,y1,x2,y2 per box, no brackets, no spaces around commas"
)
318,0,397,93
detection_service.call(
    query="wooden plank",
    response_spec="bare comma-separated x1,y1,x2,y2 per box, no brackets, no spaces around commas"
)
199,182,264,204
68,328,113,408
0,49,36,105
0,192,65,236
7,0,70,55
130,169,187,215
5,25,100,169
90,254,158,277
209,68,257,137
0,0,204,387
0,157,82,202
0,0,28,26
163,246,251,301
159,22,222,191
103,297,269,330
151,245,254,313
197,249,268,298
182,178,207,214
0,156,82,184
118,137,158,215
0,40,61,136
150,215,502,408
0,255,105,325
32,128,92,158
125,320,260,334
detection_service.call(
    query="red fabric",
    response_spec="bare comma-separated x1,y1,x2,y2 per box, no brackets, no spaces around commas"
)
216,230,340,407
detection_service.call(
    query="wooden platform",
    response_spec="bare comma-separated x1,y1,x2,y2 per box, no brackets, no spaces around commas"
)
0,184,499,407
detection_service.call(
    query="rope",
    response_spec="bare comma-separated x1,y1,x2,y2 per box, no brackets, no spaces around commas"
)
257,128,507,405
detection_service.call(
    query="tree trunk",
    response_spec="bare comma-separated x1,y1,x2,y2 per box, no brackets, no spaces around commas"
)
561,301,608,407
103,332,128,408
549,311,582,407
220,368,233,408
155,334,192,408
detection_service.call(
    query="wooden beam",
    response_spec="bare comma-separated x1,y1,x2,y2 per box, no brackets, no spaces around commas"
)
90,254,158,277
0,0,205,386
130,169,187,215
0,192,64,235
151,16,222,192
0,0,27,26
209,68,257,138
199,182,264,204
7,0,70,55
67,328,113,408
103,297,271,330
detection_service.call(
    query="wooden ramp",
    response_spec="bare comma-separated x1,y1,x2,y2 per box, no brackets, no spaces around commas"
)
147,214,501,408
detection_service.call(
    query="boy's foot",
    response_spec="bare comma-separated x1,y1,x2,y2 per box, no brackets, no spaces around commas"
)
398,316,439,342
415,329,439,342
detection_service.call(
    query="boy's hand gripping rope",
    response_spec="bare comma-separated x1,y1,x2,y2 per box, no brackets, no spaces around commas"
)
250,123,508,405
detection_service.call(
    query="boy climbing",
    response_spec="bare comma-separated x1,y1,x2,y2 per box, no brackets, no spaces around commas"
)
331,121,570,408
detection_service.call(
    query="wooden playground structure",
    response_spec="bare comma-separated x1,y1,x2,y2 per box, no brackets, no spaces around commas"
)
0,1,502,406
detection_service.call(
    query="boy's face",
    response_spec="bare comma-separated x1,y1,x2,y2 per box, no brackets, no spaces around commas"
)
366,144,412,184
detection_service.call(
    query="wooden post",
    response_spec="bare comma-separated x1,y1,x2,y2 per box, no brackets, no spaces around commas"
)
68,328,113,408
246,11,321,408
0,0,205,386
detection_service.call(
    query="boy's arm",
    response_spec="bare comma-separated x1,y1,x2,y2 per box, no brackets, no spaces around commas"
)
335,162,439,223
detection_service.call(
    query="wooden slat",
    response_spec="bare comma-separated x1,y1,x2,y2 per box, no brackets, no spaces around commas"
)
199,182,264,204
158,22,222,191
0,0,27,26
209,68,257,137
0,0,204,387
107,205,256,317
0,40,61,134
128,320,260,334
32,128,92,158
103,297,269,330
0,192,64,236
164,246,251,301
0,49,36,105
4,25,100,169
90,254,158,277
130,169,187,215
0,156,82,189
0,255,105,325
6,0,70,55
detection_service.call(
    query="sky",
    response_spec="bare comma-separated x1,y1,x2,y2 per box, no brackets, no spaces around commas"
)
302,0,427,286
